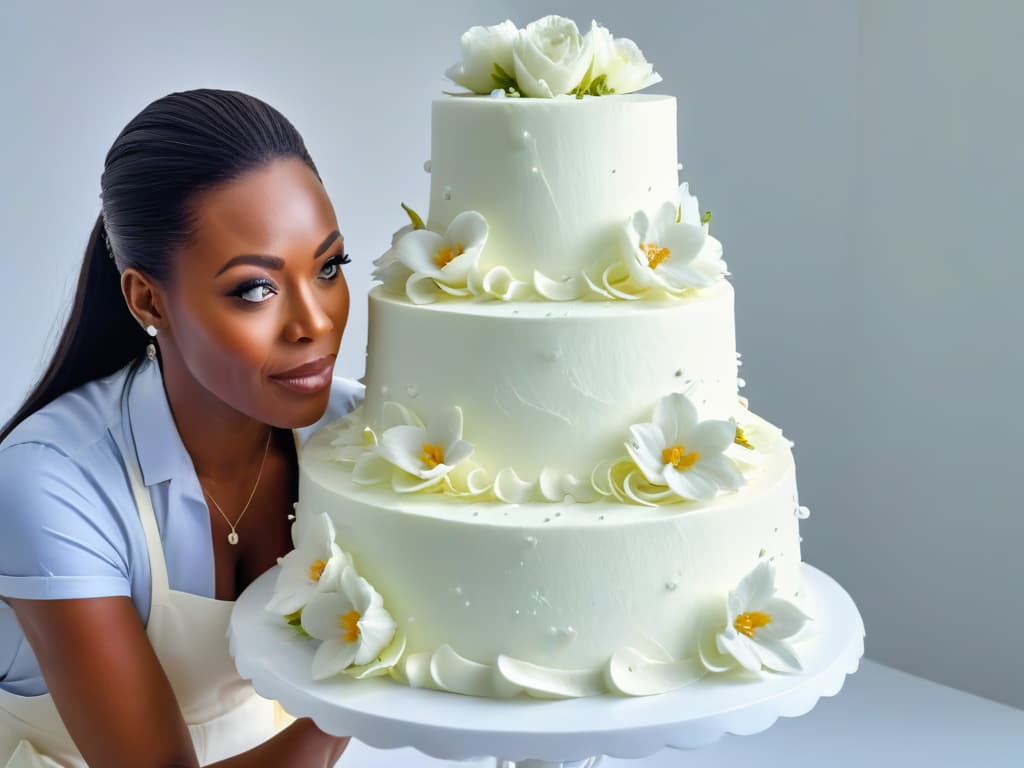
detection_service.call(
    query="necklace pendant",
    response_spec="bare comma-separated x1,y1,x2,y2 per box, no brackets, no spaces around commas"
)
227,531,239,545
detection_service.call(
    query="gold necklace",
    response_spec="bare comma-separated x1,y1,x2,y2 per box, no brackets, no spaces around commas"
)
201,429,272,546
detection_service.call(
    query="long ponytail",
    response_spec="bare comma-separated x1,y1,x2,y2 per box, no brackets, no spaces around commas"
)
0,88,318,444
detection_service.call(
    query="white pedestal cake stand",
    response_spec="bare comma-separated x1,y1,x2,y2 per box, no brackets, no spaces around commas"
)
228,564,864,768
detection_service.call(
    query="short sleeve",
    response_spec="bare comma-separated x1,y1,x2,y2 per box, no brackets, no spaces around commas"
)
0,442,131,600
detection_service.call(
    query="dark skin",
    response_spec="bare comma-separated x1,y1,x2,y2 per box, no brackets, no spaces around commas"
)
4,157,352,768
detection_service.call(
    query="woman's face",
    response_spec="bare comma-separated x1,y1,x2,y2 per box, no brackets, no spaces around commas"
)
163,156,350,429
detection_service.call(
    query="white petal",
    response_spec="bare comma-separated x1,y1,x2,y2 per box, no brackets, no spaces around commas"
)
426,407,463,450
392,471,445,494
752,637,803,673
622,470,662,507
376,425,432,477
380,402,421,430
355,608,398,665
534,270,585,301
663,464,717,501
653,392,698,446
394,229,446,276
301,591,357,641
372,260,414,294
677,182,701,226
691,419,740,455
734,560,777,610
494,467,534,503
697,454,745,492
445,210,488,250
311,637,360,680
625,422,667,484
716,631,762,673
351,453,391,486
442,439,474,469
405,272,441,305
759,598,812,639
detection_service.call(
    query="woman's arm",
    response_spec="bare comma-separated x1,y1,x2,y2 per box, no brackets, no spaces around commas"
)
6,595,349,768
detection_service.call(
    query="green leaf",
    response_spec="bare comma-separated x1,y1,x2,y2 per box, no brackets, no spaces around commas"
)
491,62,519,94
701,210,713,225
401,202,425,230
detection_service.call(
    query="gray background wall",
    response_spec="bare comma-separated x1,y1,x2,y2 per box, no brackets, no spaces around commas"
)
1,1,1021,709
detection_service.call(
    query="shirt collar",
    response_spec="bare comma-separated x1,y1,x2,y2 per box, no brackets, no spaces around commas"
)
126,357,305,487
127,358,189,487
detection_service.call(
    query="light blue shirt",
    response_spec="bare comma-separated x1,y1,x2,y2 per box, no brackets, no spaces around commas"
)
0,356,363,696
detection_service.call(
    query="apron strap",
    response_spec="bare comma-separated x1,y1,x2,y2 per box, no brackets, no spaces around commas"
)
112,369,171,599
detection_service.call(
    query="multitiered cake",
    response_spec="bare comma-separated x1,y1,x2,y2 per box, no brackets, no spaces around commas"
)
267,15,813,699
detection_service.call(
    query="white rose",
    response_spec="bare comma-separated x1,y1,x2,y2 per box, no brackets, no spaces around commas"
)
512,15,594,98
445,20,518,94
586,21,662,95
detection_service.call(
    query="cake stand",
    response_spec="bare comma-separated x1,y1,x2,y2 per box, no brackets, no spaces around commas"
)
228,564,864,767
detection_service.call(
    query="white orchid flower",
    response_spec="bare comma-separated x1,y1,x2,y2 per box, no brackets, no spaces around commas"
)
395,211,489,304
353,406,474,494
625,392,744,501
265,511,350,616
445,20,519,94
621,201,723,295
512,15,594,98
301,565,399,680
700,560,811,674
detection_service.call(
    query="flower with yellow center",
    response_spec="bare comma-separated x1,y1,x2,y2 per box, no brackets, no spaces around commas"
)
625,392,744,502
301,565,398,680
699,560,811,675
614,183,727,298
421,443,445,469
394,210,489,304
434,242,465,268
265,510,350,616
353,406,474,494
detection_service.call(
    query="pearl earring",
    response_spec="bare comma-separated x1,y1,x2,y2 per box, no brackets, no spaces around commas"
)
146,324,158,361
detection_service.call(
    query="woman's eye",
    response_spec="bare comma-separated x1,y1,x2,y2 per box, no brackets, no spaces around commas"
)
319,252,352,281
232,279,276,304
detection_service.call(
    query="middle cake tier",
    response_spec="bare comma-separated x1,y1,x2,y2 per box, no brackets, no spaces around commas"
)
362,283,739,486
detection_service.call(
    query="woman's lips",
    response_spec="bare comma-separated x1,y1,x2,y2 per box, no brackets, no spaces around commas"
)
270,356,334,394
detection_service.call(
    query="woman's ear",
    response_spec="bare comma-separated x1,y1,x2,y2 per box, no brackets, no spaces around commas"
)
120,267,167,333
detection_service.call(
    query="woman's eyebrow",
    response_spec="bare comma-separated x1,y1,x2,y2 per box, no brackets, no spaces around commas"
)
215,230,342,276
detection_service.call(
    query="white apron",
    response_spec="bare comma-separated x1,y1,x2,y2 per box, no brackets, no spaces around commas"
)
0,418,298,766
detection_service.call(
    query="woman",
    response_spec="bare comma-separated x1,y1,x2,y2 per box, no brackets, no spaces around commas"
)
0,89,356,767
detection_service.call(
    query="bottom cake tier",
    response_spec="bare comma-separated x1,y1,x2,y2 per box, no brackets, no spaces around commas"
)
292,410,807,699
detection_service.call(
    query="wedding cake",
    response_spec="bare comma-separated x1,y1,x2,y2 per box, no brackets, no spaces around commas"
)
267,15,813,699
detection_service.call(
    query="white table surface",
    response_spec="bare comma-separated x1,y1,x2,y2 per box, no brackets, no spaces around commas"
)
333,660,1023,768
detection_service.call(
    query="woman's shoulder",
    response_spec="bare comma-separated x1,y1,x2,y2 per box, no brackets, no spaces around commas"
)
0,363,131,459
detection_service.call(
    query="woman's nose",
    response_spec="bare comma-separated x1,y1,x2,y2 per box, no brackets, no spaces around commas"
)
284,282,333,342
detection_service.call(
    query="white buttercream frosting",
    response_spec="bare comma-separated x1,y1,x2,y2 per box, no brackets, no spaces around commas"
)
298,410,805,698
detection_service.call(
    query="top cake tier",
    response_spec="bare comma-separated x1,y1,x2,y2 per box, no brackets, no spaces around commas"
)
426,94,679,281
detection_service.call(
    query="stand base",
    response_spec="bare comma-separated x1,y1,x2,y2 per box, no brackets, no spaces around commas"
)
230,564,863,765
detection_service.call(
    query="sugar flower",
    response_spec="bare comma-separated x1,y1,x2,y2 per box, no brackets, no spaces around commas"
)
512,15,594,98
445,20,519,94
265,511,350,616
585,21,662,95
301,565,399,680
625,392,744,501
700,560,811,674
353,406,474,494
395,211,489,304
